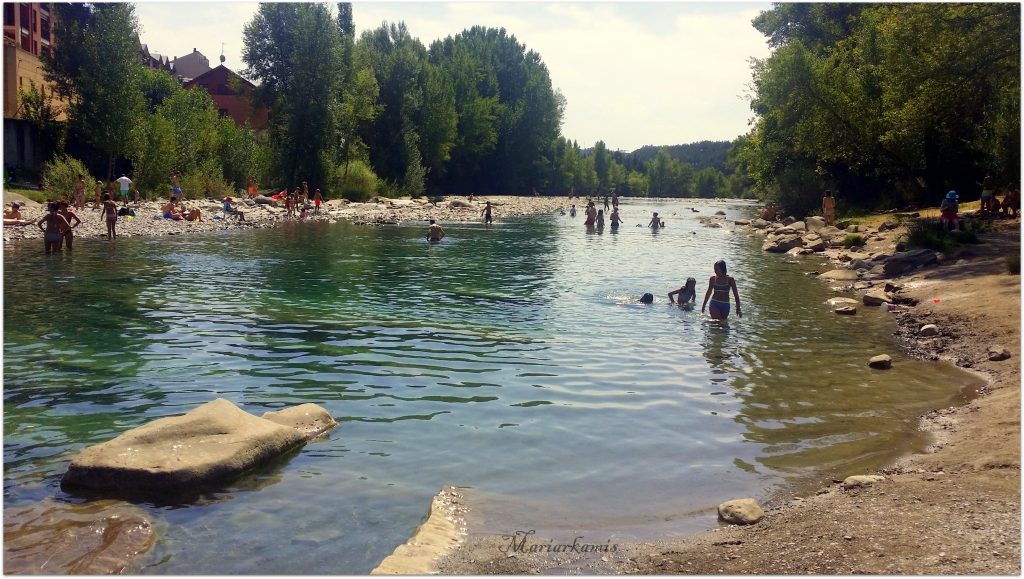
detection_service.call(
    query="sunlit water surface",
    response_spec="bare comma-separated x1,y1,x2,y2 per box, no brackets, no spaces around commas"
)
3,199,980,573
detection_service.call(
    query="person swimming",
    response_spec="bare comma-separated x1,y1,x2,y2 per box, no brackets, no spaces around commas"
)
427,219,445,241
701,260,742,320
668,277,697,306
639,293,654,304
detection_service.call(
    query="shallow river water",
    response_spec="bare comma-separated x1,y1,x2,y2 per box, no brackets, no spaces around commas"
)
3,199,981,573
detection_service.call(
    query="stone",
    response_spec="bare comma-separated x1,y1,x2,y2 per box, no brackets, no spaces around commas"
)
895,241,907,252
882,249,938,276
773,226,797,235
849,259,875,271
734,219,751,226
884,282,903,293
762,234,804,253
919,324,940,337
852,281,873,290
715,210,727,216
448,200,473,209
842,475,886,489
819,269,860,281
868,355,892,369
3,499,155,574
717,498,764,525
261,403,339,440
802,236,826,252
987,345,1012,362
834,220,852,230
835,306,857,315
876,220,896,232
862,290,891,306
751,218,770,229
805,215,827,232
826,297,859,308
62,398,335,495
790,221,806,232
782,216,796,225
787,247,813,256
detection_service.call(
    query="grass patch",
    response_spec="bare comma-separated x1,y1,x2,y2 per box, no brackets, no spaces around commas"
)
903,218,991,252
3,187,49,203
840,234,866,248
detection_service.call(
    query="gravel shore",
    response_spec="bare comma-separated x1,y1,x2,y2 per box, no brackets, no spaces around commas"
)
2,194,571,245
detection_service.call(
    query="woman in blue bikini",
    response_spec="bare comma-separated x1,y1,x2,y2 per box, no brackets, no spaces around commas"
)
701,260,742,320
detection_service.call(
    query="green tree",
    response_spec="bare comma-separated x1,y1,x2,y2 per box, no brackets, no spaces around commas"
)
243,3,345,189
45,3,145,178
17,80,64,161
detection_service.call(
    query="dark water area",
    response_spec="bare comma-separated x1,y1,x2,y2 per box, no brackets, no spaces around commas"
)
3,199,981,573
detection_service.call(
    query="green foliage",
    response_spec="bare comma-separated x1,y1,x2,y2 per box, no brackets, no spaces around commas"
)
180,158,232,200
139,68,182,113
41,155,94,200
646,148,694,197
17,80,65,161
128,110,176,195
630,141,733,175
331,159,379,201
46,3,145,176
840,234,865,248
902,219,989,252
218,119,272,191
735,4,1020,211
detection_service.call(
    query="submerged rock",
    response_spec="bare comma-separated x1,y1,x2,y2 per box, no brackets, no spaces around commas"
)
835,306,857,315
718,498,764,525
3,499,155,574
868,354,892,369
61,398,337,496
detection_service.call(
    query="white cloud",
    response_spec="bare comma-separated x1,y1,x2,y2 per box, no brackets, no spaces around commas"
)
135,1,773,151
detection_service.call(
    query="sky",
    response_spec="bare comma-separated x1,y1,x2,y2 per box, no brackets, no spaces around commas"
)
134,1,774,152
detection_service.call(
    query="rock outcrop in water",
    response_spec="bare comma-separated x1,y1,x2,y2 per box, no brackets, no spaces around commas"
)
61,398,337,496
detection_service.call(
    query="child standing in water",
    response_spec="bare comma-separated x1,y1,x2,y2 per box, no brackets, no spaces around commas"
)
610,207,623,229
702,260,742,320
668,277,697,306
648,212,661,229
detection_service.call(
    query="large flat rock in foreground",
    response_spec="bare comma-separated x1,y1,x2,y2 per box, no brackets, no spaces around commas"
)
61,398,337,495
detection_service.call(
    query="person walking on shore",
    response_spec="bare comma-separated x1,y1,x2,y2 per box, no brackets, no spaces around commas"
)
248,177,258,199
822,190,836,226
482,201,493,224
171,171,182,202
73,174,86,210
701,260,742,320
37,202,70,254
314,188,323,215
100,194,118,240
93,180,103,210
978,173,996,215
116,174,132,207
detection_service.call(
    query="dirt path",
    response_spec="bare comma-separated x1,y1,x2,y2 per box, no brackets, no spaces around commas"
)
430,219,1020,575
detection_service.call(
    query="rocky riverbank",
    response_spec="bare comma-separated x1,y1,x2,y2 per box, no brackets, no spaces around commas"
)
427,208,1020,575
2,193,569,245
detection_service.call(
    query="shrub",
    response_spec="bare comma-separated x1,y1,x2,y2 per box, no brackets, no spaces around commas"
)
331,160,379,202
1007,254,1020,275
180,159,231,200
41,155,94,201
840,234,865,248
904,220,952,252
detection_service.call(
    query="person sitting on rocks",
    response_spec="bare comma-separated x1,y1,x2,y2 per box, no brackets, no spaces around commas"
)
223,197,245,221
3,202,32,226
939,190,960,230
759,203,776,221
177,201,201,222
162,199,184,220
999,187,1019,218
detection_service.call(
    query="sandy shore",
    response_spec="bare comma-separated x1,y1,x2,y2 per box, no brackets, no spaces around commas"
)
1,193,570,245
414,213,1020,575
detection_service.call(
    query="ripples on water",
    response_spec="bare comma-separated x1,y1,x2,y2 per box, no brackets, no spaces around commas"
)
3,200,980,573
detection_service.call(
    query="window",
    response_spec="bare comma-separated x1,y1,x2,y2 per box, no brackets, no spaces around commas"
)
20,30,29,52
4,4,14,26
40,16,49,40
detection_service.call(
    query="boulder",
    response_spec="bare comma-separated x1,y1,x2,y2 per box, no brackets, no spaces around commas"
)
62,398,336,495
819,269,859,281
919,324,940,337
802,236,826,252
819,225,844,238
868,354,892,369
850,259,875,271
3,499,155,574
835,306,857,315
826,297,859,308
805,216,827,232
882,249,938,276
762,234,804,253
987,345,1012,361
863,290,891,306
261,403,339,440
835,220,852,230
884,282,904,293
876,220,896,232
782,216,796,225
751,218,770,229
448,200,473,209
787,247,813,256
715,210,727,216
842,475,886,489
734,219,751,226
789,221,806,232
840,251,871,263
773,226,797,235
852,281,873,290
717,498,764,525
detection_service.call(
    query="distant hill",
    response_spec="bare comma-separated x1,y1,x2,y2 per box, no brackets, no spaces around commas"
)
630,141,732,174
